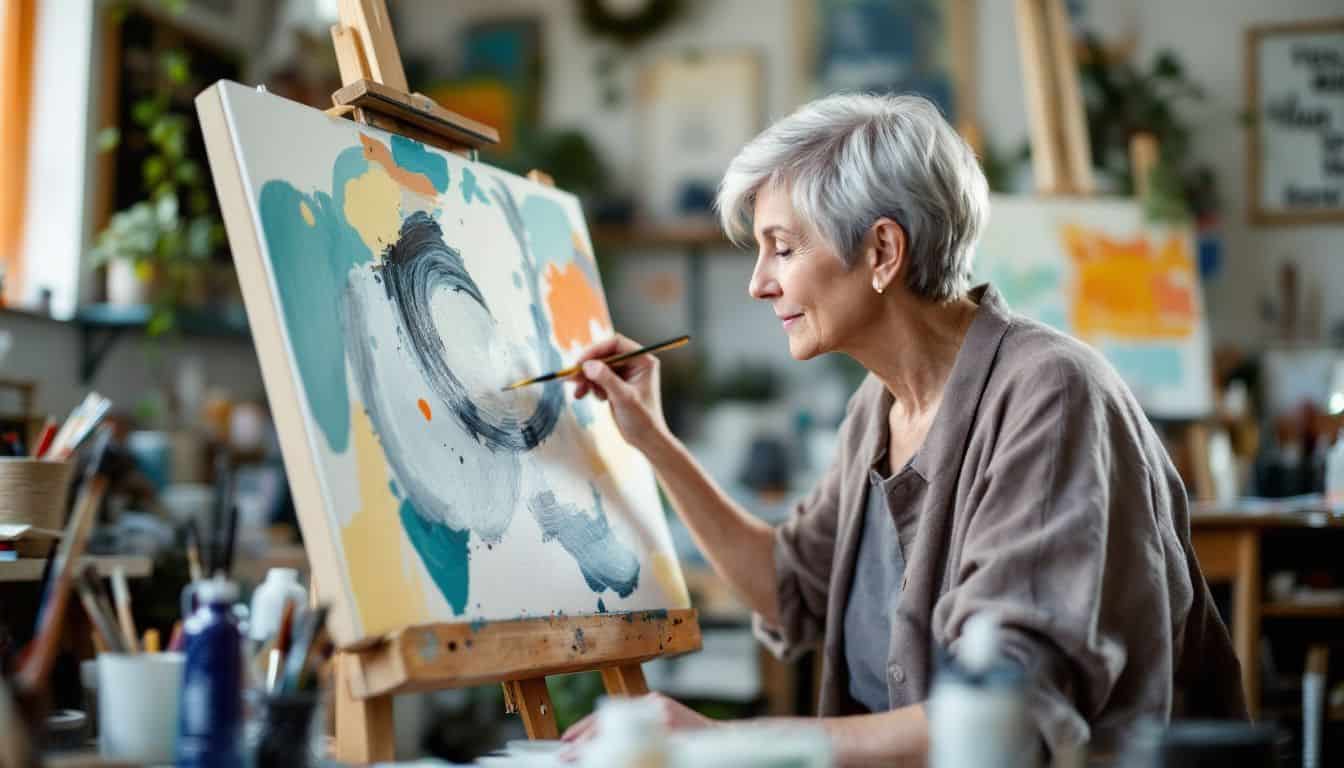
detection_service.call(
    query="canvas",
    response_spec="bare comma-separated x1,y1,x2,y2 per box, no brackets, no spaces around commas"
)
197,81,689,645
975,196,1213,419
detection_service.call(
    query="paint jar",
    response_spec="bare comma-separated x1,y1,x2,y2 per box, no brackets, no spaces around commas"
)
97,652,185,764
928,612,1038,768
252,691,319,768
582,696,667,768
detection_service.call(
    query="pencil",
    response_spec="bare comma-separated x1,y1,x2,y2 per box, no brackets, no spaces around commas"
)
143,628,161,653
500,335,691,392
31,418,57,458
185,520,204,582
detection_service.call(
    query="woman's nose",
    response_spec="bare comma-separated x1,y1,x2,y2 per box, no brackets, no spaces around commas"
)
748,255,778,300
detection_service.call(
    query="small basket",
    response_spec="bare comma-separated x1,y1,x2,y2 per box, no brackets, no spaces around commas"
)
0,458,76,531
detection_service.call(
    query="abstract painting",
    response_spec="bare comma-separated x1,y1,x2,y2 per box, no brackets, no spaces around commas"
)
198,81,688,644
975,196,1213,418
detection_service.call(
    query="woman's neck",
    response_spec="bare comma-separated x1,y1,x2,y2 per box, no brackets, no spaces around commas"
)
844,293,980,418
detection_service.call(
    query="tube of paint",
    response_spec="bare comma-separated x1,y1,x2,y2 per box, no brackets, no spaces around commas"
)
928,612,1040,768
176,576,244,768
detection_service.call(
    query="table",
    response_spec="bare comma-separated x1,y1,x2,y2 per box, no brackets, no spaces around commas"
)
1191,503,1344,720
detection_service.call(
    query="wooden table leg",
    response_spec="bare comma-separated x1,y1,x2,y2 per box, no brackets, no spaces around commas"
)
334,652,395,763
600,663,649,697
1233,530,1261,719
503,677,560,739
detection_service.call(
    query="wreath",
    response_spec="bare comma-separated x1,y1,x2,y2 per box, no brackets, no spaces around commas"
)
577,0,685,46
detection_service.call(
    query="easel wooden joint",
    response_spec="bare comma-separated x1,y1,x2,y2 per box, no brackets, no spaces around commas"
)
320,3,702,762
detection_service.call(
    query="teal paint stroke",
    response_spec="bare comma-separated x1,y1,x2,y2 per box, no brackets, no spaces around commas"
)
390,135,449,193
460,168,491,206
1099,343,1185,391
258,146,372,452
399,498,470,615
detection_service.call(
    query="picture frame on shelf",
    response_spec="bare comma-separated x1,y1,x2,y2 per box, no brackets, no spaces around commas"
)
636,49,764,225
1246,18,1344,226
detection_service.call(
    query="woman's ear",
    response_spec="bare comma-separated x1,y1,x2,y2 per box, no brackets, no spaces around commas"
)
869,217,906,294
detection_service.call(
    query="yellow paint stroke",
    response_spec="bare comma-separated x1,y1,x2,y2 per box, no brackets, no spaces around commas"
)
299,200,315,227
650,551,691,609
1060,224,1197,341
544,261,611,350
359,134,438,197
343,162,401,257
341,404,426,636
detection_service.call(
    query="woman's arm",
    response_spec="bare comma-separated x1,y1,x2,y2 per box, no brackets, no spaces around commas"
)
574,336,780,623
641,429,781,625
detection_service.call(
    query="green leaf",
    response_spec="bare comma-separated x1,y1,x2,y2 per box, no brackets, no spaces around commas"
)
142,156,165,185
161,50,190,86
131,99,161,127
147,310,175,337
175,161,200,185
95,126,120,152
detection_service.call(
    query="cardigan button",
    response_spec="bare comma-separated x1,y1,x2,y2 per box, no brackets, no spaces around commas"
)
888,663,905,684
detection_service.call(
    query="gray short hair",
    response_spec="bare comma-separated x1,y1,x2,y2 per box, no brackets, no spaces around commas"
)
716,93,988,302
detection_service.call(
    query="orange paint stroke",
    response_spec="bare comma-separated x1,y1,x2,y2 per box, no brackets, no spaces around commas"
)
1060,224,1197,341
359,134,438,197
544,261,611,350
417,398,432,421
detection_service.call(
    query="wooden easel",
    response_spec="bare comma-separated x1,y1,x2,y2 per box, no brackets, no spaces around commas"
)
318,2,701,762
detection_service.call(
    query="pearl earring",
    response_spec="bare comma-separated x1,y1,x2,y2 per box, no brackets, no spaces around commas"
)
873,281,884,295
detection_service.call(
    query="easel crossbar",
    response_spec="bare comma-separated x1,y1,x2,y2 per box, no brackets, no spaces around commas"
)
345,609,702,699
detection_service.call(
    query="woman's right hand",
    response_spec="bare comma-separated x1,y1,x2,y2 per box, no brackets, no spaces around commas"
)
573,334,669,454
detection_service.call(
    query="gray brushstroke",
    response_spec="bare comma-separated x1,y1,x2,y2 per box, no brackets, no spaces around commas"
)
529,489,640,598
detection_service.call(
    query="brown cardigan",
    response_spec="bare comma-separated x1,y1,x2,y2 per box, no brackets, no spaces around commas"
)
754,285,1246,754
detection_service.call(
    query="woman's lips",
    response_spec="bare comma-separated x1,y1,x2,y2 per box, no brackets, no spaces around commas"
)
779,313,802,329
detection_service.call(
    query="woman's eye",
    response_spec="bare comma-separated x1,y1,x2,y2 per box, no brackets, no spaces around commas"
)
774,249,793,259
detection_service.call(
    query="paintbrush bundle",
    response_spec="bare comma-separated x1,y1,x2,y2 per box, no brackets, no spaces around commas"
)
44,392,111,461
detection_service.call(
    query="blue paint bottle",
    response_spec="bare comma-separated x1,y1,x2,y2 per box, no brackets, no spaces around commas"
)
176,577,243,767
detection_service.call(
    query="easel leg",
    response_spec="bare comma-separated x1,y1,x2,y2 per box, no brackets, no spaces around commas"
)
503,678,560,739
334,653,395,763
600,663,649,697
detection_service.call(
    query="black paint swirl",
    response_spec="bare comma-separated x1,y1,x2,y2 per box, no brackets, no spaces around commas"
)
379,211,563,452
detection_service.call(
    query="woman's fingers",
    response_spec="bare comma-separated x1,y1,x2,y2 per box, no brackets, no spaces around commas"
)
561,712,597,743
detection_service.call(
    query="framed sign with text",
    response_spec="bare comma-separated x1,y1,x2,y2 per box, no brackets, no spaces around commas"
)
1246,18,1344,226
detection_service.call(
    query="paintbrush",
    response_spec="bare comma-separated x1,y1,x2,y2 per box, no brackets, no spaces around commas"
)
500,335,691,392
184,519,204,582
266,599,297,692
16,473,107,690
109,567,139,653
280,605,329,693
75,566,127,654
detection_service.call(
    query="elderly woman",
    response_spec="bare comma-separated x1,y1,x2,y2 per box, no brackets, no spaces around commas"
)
564,93,1245,764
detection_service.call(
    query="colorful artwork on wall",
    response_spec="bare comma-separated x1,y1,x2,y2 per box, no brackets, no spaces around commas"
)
813,0,955,119
197,81,688,644
975,196,1213,418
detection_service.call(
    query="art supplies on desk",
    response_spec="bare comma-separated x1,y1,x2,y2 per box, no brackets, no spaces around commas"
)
45,391,111,460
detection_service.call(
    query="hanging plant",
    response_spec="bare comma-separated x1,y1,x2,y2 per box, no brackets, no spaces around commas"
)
577,0,685,47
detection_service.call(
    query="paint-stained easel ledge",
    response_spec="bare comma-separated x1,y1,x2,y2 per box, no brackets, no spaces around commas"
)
346,609,701,698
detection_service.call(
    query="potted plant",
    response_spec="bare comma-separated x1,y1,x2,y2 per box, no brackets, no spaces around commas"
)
91,38,224,335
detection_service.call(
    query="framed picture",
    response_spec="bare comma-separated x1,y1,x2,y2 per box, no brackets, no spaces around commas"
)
809,0,959,119
636,50,764,223
427,18,543,160
1246,18,1344,226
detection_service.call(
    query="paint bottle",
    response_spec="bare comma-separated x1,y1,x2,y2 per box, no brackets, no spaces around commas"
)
248,568,306,645
1326,430,1344,504
928,612,1040,768
176,576,244,768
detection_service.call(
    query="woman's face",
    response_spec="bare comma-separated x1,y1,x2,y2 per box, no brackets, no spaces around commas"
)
748,184,877,361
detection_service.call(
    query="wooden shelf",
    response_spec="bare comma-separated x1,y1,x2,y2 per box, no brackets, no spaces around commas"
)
1261,601,1344,618
591,223,735,250
0,555,153,584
